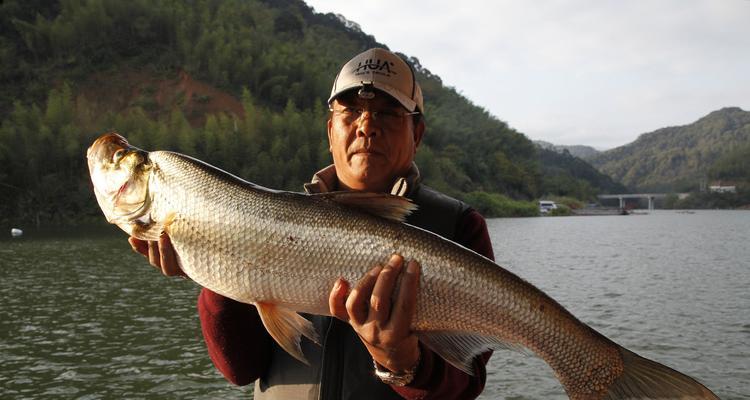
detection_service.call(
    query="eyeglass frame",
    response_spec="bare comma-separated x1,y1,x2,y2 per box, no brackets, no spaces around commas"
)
329,106,421,127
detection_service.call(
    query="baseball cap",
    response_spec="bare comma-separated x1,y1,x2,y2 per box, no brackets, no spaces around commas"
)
328,48,424,114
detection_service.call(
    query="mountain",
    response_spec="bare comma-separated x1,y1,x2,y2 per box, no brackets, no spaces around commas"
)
534,140,601,160
537,147,627,198
0,0,622,223
589,107,750,192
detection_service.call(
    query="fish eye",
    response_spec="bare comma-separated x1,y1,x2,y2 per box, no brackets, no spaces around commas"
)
113,149,126,163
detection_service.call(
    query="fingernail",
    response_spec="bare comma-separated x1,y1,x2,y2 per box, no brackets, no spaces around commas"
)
407,261,418,274
333,279,341,290
389,254,402,266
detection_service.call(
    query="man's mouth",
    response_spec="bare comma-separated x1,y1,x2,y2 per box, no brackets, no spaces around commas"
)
350,150,384,161
350,146,384,156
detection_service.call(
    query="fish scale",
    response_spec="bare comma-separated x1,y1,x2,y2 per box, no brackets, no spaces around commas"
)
87,133,720,400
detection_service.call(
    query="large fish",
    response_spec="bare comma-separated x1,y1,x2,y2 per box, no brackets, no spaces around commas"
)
87,133,719,400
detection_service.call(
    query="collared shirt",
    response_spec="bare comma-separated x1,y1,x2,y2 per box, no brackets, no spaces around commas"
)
303,163,419,197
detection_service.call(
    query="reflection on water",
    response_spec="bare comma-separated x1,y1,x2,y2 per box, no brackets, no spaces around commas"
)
1,211,748,399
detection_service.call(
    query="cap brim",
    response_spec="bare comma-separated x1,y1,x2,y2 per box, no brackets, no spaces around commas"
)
328,81,418,112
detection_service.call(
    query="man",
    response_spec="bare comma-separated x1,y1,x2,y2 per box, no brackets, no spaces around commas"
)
130,48,494,399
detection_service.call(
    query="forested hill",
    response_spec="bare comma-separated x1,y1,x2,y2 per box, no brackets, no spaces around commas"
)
537,148,626,198
589,107,750,192
534,140,601,160
1,0,620,225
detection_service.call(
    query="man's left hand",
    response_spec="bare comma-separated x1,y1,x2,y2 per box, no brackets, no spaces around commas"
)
328,254,421,374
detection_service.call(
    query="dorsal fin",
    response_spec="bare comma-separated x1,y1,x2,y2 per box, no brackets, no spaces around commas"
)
315,191,418,222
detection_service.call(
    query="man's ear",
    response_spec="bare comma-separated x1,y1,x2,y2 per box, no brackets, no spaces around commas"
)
413,118,425,150
327,118,333,153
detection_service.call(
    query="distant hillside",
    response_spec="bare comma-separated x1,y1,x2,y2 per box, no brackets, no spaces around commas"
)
589,107,750,192
534,140,601,160
538,148,627,198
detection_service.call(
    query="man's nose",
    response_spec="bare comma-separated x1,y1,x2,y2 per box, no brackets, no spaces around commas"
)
356,111,379,137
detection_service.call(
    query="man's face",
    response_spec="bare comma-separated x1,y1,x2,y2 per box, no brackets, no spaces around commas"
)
327,91,424,193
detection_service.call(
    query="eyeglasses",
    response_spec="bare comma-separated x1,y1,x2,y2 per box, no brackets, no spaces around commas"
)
329,106,420,127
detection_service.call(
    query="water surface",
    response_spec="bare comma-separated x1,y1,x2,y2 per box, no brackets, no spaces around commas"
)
1,211,747,399
481,210,749,399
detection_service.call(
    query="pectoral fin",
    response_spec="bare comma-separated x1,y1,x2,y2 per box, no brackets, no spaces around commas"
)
129,212,177,241
255,302,320,365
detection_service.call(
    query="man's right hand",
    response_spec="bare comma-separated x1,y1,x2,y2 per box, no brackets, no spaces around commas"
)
128,234,187,277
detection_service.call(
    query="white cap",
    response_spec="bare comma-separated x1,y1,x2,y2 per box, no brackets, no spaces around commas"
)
328,48,424,114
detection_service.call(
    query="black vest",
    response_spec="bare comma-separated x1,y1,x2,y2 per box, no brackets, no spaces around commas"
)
254,185,471,400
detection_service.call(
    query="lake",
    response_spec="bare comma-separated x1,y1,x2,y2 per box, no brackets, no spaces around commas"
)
1,210,748,399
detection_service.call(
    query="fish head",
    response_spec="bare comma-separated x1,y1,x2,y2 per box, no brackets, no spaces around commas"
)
87,132,152,228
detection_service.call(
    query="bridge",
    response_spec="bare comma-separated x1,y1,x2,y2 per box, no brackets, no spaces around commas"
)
596,193,679,211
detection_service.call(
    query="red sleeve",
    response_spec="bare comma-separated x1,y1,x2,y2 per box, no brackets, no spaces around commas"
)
392,209,495,400
198,288,272,386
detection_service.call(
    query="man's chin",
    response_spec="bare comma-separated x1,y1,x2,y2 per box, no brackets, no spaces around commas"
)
349,153,386,168
344,159,390,189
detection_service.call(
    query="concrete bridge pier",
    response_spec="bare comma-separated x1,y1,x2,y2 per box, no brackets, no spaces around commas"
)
598,193,669,211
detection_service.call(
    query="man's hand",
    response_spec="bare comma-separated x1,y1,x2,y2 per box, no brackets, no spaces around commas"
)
128,234,187,277
328,254,421,373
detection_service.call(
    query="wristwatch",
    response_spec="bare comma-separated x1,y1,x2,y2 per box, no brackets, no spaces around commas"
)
373,349,421,386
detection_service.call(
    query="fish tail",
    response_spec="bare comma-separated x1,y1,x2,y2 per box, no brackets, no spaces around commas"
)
600,347,719,400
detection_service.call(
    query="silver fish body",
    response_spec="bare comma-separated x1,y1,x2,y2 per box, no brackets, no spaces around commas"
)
87,133,719,400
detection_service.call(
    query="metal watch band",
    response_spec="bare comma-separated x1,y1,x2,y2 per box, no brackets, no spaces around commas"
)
373,350,421,387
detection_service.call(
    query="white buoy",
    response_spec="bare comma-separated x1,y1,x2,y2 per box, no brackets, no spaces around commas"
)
11,228,23,237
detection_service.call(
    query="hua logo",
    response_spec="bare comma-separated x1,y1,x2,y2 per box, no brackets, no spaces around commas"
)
353,58,397,76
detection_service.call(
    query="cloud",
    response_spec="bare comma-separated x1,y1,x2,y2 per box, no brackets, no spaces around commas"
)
306,0,750,148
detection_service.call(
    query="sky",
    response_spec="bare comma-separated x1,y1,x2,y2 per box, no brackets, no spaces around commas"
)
304,0,750,149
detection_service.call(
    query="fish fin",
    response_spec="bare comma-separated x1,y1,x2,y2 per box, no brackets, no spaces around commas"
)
417,331,527,376
599,347,719,400
255,302,321,365
130,212,177,241
316,191,417,222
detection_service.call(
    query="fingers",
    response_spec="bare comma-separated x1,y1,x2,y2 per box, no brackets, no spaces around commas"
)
389,260,420,336
369,254,404,323
148,239,161,268
129,237,148,256
129,234,185,277
158,234,185,277
330,255,420,335
329,278,350,321
346,264,382,325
